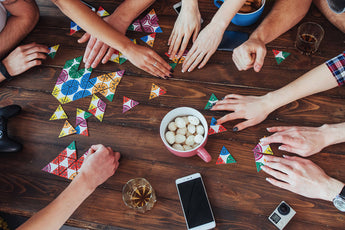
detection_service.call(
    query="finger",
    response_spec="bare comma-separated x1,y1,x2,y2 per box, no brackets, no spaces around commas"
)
168,28,176,47
83,36,97,64
265,177,290,191
90,144,104,152
261,166,290,182
224,94,243,99
91,44,108,68
78,32,91,44
234,120,256,131
141,64,164,78
177,34,191,58
150,52,172,75
264,155,295,165
25,52,47,62
182,48,198,72
211,103,236,111
241,48,255,67
260,133,296,146
253,46,266,72
266,126,292,133
214,99,238,105
102,48,114,64
24,45,50,55
153,59,171,78
187,51,205,72
264,161,292,175
170,34,183,59
168,30,178,53
114,151,121,162
216,112,242,125
232,52,244,71
19,42,37,50
278,144,303,155
197,52,212,69
86,41,103,68
26,59,42,69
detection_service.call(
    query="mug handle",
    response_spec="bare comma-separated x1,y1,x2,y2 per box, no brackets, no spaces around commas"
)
196,147,212,163
214,0,224,8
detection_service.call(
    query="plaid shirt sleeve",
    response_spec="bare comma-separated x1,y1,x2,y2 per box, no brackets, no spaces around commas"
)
326,51,345,86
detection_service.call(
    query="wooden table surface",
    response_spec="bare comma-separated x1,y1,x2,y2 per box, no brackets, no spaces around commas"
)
1,0,345,229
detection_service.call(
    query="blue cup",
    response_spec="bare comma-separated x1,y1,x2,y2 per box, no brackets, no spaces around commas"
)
214,0,265,26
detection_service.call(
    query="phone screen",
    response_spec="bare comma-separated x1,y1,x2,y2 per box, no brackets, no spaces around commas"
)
177,178,214,229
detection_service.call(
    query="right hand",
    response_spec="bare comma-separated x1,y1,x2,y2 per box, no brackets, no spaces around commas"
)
1,43,49,77
232,37,266,72
123,43,173,79
79,144,120,190
168,1,201,59
211,94,272,131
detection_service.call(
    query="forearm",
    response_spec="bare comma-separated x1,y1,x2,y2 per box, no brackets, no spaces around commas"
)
18,173,95,230
52,0,133,53
0,0,39,58
209,0,247,32
250,0,312,44
109,0,155,27
264,63,338,112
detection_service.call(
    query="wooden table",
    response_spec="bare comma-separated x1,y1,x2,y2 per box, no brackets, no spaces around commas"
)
1,0,345,229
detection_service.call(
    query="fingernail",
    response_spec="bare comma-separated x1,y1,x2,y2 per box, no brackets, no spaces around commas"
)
169,74,173,78
221,97,225,100
278,146,286,151
265,178,270,182
170,68,174,73
181,69,184,73
188,68,191,72
266,127,271,131
283,155,286,158
233,127,238,132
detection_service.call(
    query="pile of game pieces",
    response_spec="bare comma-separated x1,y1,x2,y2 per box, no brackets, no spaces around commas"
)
252,139,274,172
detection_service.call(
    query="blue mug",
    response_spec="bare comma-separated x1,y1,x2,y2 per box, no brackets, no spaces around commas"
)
214,0,265,26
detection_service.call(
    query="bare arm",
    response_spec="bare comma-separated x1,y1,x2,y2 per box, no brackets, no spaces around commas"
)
0,0,39,58
18,145,120,230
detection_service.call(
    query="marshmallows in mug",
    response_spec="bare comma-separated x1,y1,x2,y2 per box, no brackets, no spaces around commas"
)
165,116,204,151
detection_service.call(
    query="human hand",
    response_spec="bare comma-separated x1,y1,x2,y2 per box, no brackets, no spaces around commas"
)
260,126,328,157
78,16,128,69
78,144,120,191
123,43,172,78
211,94,273,131
1,43,49,78
168,0,201,59
262,155,344,201
181,23,224,72
232,37,266,72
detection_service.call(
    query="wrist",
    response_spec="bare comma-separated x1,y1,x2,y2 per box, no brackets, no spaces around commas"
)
321,177,344,202
0,60,13,81
319,123,345,147
74,171,97,195
250,30,268,45
182,0,199,9
262,92,282,114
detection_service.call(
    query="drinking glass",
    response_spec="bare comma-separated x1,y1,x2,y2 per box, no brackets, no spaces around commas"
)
122,178,156,213
295,22,324,55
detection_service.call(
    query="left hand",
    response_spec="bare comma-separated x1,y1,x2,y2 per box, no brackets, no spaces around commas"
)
211,94,272,131
79,16,128,69
181,23,224,73
262,155,344,201
260,126,328,157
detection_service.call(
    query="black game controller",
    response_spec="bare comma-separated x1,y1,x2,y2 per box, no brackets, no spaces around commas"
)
0,105,22,153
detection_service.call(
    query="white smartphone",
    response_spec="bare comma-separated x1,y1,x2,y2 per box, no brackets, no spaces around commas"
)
176,173,216,230
173,2,204,24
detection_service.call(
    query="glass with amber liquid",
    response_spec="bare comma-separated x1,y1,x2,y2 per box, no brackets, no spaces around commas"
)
122,178,156,213
295,22,324,55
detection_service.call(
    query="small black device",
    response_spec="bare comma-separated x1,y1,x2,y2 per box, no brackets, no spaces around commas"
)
176,173,216,230
0,105,22,153
268,201,296,230
217,30,249,51
333,186,345,212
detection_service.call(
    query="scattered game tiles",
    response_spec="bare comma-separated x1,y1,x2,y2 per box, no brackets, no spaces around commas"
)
50,105,67,120
208,117,227,135
216,146,236,165
128,9,163,33
149,83,166,100
96,6,110,17
253,139,274,172
75,108,92,136
88,95,107,122
48,45,60,59
59,120,77,138
123,96,139,113
140,33,156,47
205,93,218,110
70,21,81,35
273,49,290,64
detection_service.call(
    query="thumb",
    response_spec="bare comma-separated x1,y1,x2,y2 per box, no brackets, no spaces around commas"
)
78,33,91,43
253,46,266,72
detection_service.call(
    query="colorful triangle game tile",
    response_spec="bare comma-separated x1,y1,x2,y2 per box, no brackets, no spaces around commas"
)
140,33,156,47
208,117,227,135
253,138,274,155
273,49,290,64
70,21,81,35
75,124,89,136
58,120,77,138
127,19,143,32
165,52,179,63
140,9,163,33
178,50,189,64
50,105,68,120
216,146,236,164
169,63,177,70
149,83,166,100
88,94,107,122
109,50,120,63
63,141,77,160
48,45,60,59
204,93,218,109
254,151,269,172
96,6,110,17
123,96,139,113
76,108,92,126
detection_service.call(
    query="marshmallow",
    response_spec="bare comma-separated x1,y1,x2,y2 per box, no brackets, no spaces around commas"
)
176,127,187,135
188,116,200,125
172,143,184,151
194,134,203,144
186,135,195,146
196,125,204,135
187,124,196,134
175,117,186,128
168,122,177,132
183,145,192,151
175,134,186,144
165,131,175,145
